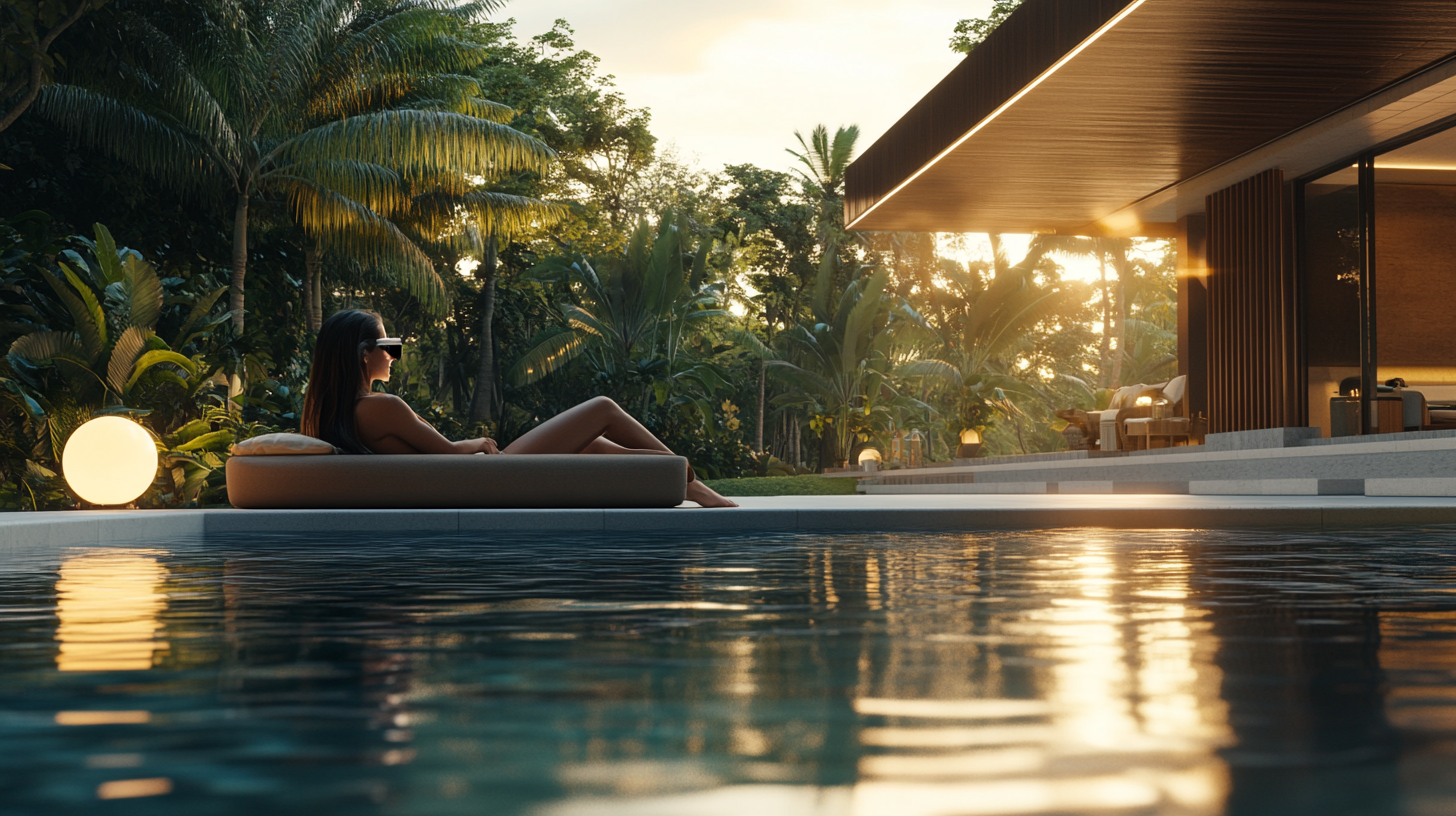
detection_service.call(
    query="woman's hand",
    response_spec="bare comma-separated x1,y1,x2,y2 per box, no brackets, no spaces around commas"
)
450,436,500,455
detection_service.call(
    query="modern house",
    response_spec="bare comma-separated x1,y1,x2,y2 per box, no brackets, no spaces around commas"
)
845,0,1456,494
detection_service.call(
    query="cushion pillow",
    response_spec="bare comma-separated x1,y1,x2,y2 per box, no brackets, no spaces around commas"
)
230,432,337,456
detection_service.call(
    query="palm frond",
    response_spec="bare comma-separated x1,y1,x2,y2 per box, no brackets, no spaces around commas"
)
107,327,153,395
506,327,586,386
898,359,962,383
278,109,553,180
271,159,411,216
310,209,448,313
120,254,165,329
42,265,107,363
9,331,91,369
34,85,215,192
726,329,780,361
172,286,231,348
766,361,839,404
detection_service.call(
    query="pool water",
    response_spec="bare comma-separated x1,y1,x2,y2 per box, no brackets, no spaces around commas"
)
2,528,1456,815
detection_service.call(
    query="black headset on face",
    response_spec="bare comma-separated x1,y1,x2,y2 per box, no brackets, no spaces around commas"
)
371,337,403,360
361,337,403,361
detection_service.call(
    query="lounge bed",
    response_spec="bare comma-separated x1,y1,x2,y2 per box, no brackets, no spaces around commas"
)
226,437,689,509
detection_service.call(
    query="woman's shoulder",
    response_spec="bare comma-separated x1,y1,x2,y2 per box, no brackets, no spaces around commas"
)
355,393,411,415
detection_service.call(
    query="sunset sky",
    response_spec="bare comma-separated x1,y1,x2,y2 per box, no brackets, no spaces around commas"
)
503,0,990,175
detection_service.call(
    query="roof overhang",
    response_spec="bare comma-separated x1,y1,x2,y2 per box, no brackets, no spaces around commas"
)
845,0,1456,237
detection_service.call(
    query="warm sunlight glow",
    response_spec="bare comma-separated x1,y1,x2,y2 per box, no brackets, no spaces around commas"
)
55,551,169,672
61,417,157,506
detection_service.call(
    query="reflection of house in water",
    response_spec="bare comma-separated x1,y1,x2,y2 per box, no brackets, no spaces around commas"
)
1190,545,1401,814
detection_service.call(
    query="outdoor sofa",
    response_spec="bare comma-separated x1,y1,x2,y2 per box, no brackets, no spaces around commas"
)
225,434,688,509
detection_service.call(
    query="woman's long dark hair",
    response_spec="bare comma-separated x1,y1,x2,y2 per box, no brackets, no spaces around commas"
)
301,309,384,454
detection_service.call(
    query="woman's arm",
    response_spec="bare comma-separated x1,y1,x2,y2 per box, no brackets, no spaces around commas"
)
355,394,497,454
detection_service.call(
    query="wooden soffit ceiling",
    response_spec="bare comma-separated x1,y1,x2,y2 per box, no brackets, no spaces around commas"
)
844,0,1456,236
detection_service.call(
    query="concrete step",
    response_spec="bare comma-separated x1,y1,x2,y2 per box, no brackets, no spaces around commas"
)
862,479,1372,496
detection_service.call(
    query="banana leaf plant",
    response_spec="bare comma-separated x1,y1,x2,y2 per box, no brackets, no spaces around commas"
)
507,212,728,422
752,248,935,467
0,223,246,508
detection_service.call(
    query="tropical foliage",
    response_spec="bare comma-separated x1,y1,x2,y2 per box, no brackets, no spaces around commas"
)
0,6,1177,509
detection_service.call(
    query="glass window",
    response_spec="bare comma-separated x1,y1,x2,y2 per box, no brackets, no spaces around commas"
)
1302,165,1362,437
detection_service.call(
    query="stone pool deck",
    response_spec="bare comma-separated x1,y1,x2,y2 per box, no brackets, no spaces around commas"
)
7,493,1456,548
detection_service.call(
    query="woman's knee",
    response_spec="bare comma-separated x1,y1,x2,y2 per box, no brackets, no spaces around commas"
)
586,395,620,414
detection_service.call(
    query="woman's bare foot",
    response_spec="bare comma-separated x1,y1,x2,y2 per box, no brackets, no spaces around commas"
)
686,480,739,508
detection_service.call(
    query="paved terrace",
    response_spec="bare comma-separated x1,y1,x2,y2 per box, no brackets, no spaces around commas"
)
860,428,1456,496
7,494,1456,551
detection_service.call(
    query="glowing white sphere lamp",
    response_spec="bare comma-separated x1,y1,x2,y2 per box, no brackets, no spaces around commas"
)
62,417,158,506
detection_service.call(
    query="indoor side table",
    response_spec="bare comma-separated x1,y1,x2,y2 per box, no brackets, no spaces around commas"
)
1123,416,1191,450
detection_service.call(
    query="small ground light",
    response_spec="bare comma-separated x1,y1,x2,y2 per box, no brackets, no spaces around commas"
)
62,417,158,506
858,448,882,473
957,428,983,459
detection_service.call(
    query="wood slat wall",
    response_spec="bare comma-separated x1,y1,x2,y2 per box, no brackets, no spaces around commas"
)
1205,170,1302,432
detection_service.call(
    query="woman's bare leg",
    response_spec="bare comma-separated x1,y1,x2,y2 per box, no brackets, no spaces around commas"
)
504,397,737,507
504,397,669,455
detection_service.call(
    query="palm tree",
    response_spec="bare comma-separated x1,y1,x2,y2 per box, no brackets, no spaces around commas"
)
787,123,859,250
406,192,568,423
899,236,1079,433
32,0,553,335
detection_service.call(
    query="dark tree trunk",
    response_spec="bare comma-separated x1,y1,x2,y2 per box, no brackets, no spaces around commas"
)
303,241,322,332
312,266,323,328
755,360,766,453
817,424,835,473
447,304,465,414
468,237,498,425
229,193,249,331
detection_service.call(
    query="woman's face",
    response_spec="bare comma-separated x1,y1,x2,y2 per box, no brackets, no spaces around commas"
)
363,323,393,386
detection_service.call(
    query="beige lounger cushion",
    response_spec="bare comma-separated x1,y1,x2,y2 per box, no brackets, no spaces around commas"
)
226,453,689,509
231,432,338,456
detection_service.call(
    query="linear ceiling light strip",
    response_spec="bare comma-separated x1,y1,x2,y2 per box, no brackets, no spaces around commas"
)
846,0,1151,230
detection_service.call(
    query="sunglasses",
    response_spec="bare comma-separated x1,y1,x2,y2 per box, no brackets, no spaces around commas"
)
374,338,403,360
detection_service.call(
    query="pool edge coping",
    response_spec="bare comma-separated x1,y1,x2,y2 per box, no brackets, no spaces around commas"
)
7,502,1456,549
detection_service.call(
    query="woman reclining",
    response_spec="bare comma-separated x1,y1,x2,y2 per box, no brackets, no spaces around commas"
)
300,309,737,508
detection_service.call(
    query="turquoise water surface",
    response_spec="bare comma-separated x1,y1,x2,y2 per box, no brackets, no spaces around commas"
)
2,528,1455,815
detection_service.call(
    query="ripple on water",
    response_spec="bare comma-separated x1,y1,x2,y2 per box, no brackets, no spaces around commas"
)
0,528,1454,815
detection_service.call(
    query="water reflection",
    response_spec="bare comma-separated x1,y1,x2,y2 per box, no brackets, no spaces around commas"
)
838,533,1230,816
54,550,169,671
4,530,1456,815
